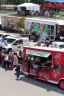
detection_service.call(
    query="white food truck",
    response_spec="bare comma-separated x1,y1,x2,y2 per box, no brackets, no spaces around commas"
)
25,17,64,42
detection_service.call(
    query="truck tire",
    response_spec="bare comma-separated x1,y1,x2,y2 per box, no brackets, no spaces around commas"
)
59,80,64,90
7,48,12,53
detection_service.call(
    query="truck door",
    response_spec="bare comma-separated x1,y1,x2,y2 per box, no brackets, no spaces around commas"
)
12,40,19,51
18,39,23,50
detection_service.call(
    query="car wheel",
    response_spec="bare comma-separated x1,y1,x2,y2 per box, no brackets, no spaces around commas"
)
59,80,64,90
7,48,12,53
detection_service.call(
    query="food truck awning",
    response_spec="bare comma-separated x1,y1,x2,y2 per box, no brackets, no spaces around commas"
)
26,50,51,58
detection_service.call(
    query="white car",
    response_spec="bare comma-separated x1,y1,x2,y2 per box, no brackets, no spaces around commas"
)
2,36,29,53
0,35,16,47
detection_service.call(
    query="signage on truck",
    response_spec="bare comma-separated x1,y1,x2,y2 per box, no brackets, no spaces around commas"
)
26,49,51,57
54,53,61,65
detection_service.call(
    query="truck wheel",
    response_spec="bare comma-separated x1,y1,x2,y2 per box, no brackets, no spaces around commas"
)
7,49,12,53
59,80,64,90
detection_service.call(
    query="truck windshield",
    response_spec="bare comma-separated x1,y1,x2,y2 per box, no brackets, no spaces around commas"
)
4,38,15,44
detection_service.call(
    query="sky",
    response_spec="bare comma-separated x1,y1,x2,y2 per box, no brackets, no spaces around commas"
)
45,0,64,2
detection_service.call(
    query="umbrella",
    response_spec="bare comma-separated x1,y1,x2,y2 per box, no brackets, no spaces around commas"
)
47,2,54,7
42,3,48,7
53,2,59,8
58,3,64,8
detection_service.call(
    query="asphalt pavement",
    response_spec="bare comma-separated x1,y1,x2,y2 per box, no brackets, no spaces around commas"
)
0,66,64,96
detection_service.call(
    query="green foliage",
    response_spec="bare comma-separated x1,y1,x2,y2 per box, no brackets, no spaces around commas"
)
7,0,23,5
30,0,44,4
6,0,30,5
23,28,28,33
58,11,63,17
17,17,25,29
6,0,45,5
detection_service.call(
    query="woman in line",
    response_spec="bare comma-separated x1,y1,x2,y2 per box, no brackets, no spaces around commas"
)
13,52,18,67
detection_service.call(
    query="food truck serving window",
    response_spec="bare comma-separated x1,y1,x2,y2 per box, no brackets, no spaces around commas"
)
26,50,51,58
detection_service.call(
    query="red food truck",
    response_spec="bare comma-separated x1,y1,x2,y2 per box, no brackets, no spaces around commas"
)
21,46,64,89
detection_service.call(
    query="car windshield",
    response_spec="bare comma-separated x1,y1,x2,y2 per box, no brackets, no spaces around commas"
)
2,35,9,38
4,38,15,44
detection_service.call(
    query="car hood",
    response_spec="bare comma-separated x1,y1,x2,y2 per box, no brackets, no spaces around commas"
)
2,43,11,48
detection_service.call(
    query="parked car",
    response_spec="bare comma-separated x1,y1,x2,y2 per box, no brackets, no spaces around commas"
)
2,36,29,53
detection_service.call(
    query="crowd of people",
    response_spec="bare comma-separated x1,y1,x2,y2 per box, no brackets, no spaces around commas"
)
24,54,52,75
0,47,23,79
17,6,59,18
34,36,50,47
40,7,58,18
0,36,51,80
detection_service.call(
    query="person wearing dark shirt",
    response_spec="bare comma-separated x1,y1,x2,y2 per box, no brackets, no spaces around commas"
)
34,57,40,74
45,60,52,67
26,56,31,73
45,36,50,47
41,59,52,70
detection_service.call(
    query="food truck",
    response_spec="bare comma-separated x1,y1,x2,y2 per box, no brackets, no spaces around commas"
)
21,46,64,89
25,17,64,42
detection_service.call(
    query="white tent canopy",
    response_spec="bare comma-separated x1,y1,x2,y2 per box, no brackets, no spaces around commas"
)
17,3,40,12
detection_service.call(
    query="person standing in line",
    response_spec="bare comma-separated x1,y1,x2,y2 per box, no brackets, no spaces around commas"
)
18,50,23,64
45,36,50,47
13,52,18,67
8,52,14,69
1,51,6,67
4,55,9,69
15,64,20,80
0,48,2,65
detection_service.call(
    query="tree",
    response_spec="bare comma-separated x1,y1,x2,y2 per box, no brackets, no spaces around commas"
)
6,0,30,5
17,17,29,34
16,17,25,33
30,0,44,4
17,17,25,29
